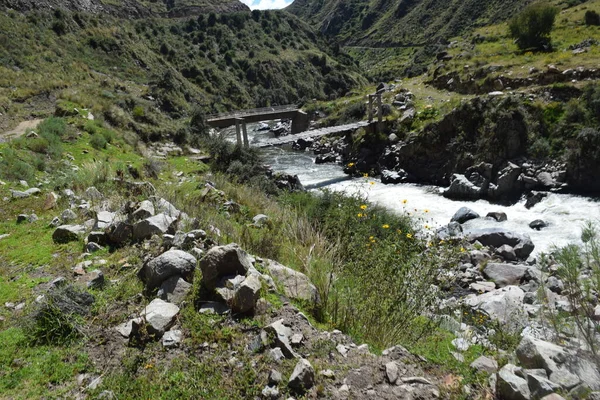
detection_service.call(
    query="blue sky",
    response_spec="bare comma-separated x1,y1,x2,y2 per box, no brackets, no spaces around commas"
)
240,0,293,10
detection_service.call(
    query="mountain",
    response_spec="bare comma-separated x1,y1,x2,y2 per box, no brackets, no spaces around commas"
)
286,0,531,46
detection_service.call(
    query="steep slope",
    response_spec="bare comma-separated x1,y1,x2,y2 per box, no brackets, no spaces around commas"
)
287,0,531,46
0,4,364,135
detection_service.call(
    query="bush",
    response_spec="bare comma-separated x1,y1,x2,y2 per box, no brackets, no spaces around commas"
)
90,133,107,150
509,3,559,51
0,148,35,181
585,10,600,26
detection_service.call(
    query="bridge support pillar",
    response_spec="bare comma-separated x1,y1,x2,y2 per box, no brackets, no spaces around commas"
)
291,110,310,134
242,121,249,148
368,95,374,122
234,118,243,147
367,93,383,132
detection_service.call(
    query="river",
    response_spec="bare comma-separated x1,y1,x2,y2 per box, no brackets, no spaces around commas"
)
221,123,600,255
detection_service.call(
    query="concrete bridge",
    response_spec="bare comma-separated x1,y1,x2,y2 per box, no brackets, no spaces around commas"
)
207,93,383,148
206,105,309,148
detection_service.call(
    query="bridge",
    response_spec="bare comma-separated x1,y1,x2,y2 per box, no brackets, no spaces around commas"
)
207,93,383,148
207,105,310,148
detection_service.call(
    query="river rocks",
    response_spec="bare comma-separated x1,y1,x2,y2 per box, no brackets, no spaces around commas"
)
142,299,179,335
525,191,548,209
381,169,410,184
199,243,252,290
464,286,526,325
466,228,534,260
497,364,531,400
529,220,548,230
436,221,463,240
443,174,483,200
265,260,319,304
483,263,528,287
53,224,86,244
451,207,480,224
232,275,261,313
133,213,176,241
288,358,315,393
138,250,197,291
487,211,508,222
488,163,523,200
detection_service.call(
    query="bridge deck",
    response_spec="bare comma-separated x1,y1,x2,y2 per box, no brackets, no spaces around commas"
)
257,121,370,148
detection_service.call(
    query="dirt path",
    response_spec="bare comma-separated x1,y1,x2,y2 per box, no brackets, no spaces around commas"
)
0,119,44,142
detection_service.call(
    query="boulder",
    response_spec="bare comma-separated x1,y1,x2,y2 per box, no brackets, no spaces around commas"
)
288,358,315,393
527,373,560,399
516,336,567,374
61,209,78,222
106,221,132,245
149,197,180,218
162,329,182,348
497,364,531,400
529,220,548,231
386,361,399,384
84,187,103,200
158,276,192,304
199,244,252,290
53,225,86,244
132,200,155,221
138,250,197,290
133,213,176,241
487,211,508,222
451,207,480,224
95,211,115,230
263,319,297,359
84,269,105,289
443,174,483,200
496,244,517,261
483,263,528,287
466,228,534,260
142,298,179,336
266,260,319,304
252,214,269,228
436,221,464,240
464,286,526,326
232,275,261,313
525,191,548,209
381,169,410,184
489,163,523,200
470,356,498,373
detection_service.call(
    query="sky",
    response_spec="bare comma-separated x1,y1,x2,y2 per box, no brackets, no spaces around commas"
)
240,0,293,10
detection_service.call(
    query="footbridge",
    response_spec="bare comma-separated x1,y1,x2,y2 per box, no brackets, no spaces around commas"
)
207,105,309,148
208,93,384,148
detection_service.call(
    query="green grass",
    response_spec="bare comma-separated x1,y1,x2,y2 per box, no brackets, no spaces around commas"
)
0,328,91,399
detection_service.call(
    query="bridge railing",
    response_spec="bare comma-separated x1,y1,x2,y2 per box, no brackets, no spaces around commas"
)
207,104,298,120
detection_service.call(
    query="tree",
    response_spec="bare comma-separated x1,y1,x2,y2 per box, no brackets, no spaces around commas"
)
509,3,559,51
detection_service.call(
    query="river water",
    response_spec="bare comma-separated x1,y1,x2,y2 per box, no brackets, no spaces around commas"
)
221,123,600,255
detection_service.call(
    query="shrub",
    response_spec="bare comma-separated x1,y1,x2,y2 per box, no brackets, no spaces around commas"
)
90,133,107,150
584,10,600,26
509,3,559,51
0,148,35,181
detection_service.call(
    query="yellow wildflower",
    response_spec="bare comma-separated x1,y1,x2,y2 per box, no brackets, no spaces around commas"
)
363,173,369,178
360,204,368,210
382,224,390,229
406,233,413,239
369,181,375,185
424,209,429,213
347,162,355,167
425,224,430,229
402,199,408,204
460,247,466,253
369,236,374,240
357,213,363,218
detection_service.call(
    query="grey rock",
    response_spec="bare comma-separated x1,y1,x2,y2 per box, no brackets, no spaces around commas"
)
436,221,464,240
546,276,563,294
386,361,399,384
451,207,480,224
138,250,197,290
50,277,67,288
115,317,143,338
158,276,192,304
49,216,62,227
252,214,270,227
27,213,38,223
132,200,155,221
497,364,531,400
268,347,285,362
269,369,283,385
106,221,133,245
266,260,319,304
199,243,252,290
487,212,508,222
288,358,315,393
198,301,230,315
489,163,522,200
483,263,528,287
525,191,548,209
516,336,567,374
52,225,86,244
464,286,526,325
466,228,534,259
61,209,78,222
95,211,115,230
149,197,180,218
16,214,27,224
86,242,103,253
496,245,517,262
443,174,483,200
162,329,182,348
85,187,103,200
133,213,176,241
529,220,548,231
527,373,560,399
470,356,498,373
142,298,179,335
87,231,107,245
232,275,261,313
262,386,279,399
264,319,297,359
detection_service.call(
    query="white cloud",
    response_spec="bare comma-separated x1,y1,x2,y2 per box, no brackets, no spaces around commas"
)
240,0,293,10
